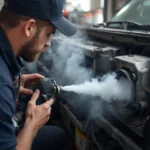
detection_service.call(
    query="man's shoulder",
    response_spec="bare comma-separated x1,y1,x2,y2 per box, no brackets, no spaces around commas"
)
0,54,13,84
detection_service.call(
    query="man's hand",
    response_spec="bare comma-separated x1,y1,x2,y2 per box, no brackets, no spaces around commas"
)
17,90,54,150
25,89,54,130
19,73,45,95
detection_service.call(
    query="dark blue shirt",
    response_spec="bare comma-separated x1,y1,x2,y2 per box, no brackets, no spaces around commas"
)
0,27,22,150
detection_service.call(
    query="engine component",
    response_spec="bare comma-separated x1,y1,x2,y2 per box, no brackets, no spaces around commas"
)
67,40,123,75
143,116,150,149
114,69,135,107
111,55,150,146
114,55,150,105
91,129,123,150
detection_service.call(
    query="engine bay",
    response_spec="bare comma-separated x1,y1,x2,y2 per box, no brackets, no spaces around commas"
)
22,27,150,150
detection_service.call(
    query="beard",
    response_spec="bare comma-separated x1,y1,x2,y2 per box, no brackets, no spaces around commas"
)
20,30,42,62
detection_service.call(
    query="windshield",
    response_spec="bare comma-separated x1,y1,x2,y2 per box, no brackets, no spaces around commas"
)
112,0,150,24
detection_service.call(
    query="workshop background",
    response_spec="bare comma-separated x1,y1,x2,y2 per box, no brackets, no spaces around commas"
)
0,0,131,24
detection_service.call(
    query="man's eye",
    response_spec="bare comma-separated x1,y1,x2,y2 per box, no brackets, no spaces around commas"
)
47,34,51,37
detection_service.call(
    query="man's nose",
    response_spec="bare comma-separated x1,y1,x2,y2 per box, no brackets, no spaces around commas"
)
45,39,51,47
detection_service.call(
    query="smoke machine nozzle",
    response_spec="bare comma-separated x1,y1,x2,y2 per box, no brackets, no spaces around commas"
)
34,78,61,102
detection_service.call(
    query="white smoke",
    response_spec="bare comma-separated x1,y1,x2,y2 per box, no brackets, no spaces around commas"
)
61,73,133,104
49,31,93,85
39,32,133,119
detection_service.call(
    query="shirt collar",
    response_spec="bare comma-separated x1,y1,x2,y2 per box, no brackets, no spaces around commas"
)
0,27,24,77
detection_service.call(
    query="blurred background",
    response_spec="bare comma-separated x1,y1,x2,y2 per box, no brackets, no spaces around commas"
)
0,0,131,26
63,0,131,25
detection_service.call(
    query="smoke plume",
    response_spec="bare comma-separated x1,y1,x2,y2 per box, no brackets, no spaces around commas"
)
47,31,93,85
61,73,132,104
37,31,133,120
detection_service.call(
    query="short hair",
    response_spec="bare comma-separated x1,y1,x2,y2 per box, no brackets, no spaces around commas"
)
0,6,49,29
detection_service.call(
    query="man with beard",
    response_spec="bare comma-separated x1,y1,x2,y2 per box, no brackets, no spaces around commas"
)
0,0,76,150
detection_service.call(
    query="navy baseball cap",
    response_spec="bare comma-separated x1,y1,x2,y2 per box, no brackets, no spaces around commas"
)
5,0,77,36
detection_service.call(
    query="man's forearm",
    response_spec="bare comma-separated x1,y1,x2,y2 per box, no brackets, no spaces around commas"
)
16,121,38,150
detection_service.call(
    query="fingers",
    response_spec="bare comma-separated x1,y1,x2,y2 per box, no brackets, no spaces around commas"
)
27,74,45,80
22,74,45,82
20,87,33,95
28,82,36,86
42,98,54,107
30,89,40,104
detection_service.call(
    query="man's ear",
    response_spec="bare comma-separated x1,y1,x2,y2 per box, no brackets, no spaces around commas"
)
23,19,36,38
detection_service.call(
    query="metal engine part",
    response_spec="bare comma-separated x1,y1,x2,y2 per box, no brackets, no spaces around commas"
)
68,40,124,75
91,129,123,150
114,55,150,104
113,69,135,107
110,55,150,147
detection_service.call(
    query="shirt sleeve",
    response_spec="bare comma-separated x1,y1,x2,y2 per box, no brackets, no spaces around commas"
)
0,83,16,150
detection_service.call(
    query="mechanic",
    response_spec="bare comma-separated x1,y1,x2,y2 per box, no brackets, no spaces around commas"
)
0,0,76,150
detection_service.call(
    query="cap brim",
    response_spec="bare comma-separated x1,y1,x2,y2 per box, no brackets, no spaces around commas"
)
52,17,77,36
